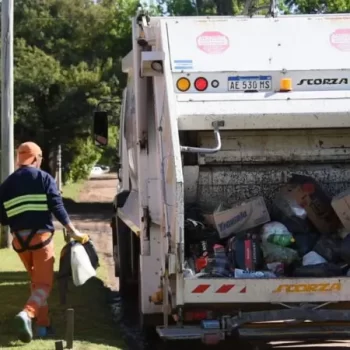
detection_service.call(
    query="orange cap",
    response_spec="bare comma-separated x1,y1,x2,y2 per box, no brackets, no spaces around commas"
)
16,142,42,166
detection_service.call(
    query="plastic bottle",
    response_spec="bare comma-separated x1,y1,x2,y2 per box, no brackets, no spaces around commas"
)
267,233,295,247
234,268,277,279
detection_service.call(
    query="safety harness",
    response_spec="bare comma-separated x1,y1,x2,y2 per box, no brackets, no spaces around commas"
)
12,229,53,253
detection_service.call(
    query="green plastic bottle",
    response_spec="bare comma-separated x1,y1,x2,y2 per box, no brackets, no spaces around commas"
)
267,234,295,247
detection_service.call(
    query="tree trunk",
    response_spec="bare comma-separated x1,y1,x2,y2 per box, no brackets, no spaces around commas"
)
41,144,55,176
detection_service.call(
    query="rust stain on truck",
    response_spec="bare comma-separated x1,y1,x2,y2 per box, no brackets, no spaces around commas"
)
273,283,341,293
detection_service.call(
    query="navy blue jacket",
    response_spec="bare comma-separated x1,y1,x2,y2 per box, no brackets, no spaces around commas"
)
0,166,70,232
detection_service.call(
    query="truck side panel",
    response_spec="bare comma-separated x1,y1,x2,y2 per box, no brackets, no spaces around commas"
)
166,16,350,72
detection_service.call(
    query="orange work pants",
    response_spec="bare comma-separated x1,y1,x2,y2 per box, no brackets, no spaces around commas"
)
13,232,55,327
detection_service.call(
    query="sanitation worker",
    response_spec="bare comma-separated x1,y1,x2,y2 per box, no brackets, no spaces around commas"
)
0,141,89,343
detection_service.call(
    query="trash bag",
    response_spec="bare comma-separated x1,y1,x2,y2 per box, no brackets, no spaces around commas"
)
267,262,285,276
291,232,319,257
234,268,277,279
183,259,196,278
226,236,236,273
184,218,219,259
340,234,350,264
235,233,264,271
261,242,299,265
338,226,350,239
58,240,99,280
293,263,343,277
313,236,342,263
71,243,97,286
271,190,315,234
302,251,327,266
57,239,99,303
261,222,295,247
184,218,219,249
288,174,340,235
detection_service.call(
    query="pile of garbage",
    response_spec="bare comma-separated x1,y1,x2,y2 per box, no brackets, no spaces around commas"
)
184,174,350,279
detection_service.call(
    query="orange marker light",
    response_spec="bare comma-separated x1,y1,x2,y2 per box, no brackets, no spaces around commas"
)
176,77,191,92
280,78,292,92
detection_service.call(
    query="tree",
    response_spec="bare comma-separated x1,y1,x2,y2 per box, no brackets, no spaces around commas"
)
11,0,137,178
14,39,110,173
284,0,350,13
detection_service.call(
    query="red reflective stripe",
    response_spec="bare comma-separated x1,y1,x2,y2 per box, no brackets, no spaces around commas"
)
215,284,235,293
192,284,210,293
240,287,247,293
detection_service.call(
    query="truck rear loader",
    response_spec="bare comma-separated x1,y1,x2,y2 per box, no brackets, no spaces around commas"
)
93,11,350,345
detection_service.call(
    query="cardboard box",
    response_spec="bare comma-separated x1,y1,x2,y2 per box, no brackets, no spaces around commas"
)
203,196,270,239
280,176,340,235
331,188,350,231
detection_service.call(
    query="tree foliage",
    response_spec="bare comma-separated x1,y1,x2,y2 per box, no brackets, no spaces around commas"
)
157,0,350,16
11,0,137,179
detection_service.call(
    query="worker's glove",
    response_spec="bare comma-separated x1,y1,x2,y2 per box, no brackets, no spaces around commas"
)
69,230,90,244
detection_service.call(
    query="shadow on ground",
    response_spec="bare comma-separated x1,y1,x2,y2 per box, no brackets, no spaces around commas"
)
89,175,118,181
0,271,126,349
63,198,113,214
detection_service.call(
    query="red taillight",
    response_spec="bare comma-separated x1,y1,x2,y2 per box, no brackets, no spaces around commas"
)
184,310,208,321
194,77,208,91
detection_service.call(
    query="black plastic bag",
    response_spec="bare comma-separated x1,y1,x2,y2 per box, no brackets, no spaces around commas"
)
57,240,99,304
340,234,350,264
292,232,319,257
271,190,315,235
184,217,220,258
313,236,342,263
293,263,343,277
58,240,99,279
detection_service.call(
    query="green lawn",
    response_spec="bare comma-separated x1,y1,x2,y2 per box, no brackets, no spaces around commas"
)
0,234,125,350
61,181,85,201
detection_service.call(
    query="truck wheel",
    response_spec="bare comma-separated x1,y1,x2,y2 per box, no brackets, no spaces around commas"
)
116,217,133,297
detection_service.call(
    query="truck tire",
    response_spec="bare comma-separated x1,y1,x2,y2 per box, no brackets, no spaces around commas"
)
116,217,133,298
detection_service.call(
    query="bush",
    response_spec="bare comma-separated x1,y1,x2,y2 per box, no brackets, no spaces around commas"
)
63,138,102,183
97,125,119,170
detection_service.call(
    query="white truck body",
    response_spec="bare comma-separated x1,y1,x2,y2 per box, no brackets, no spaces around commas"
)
113,13,350,343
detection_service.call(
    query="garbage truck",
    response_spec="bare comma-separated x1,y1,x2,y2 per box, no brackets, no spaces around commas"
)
93,11,350,345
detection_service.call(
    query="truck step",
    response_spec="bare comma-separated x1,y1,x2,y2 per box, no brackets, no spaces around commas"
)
156,325,224,341
156,325,350,341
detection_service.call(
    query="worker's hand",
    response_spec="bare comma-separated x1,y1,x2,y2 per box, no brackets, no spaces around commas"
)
69,230,90,244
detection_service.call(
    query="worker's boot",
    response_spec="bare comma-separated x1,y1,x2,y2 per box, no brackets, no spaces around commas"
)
36,325,55,338
14,311,33,343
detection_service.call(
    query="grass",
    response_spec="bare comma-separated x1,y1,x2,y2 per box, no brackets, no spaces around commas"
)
0,233,125,350
61,181,85,201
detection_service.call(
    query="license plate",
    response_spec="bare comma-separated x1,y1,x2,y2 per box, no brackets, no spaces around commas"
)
228,76,272,92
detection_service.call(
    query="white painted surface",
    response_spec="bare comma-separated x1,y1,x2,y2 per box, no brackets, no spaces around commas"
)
184,277,347,303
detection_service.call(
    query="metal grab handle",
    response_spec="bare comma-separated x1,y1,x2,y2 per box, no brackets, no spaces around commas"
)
180,121,224,154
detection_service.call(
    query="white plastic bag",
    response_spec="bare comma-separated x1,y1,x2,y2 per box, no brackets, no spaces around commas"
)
302,251,327,266
71,243,96,286
261,222,290,241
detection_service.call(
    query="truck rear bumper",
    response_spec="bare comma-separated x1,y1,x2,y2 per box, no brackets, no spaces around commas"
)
184,277,347,303
156,308,350,342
